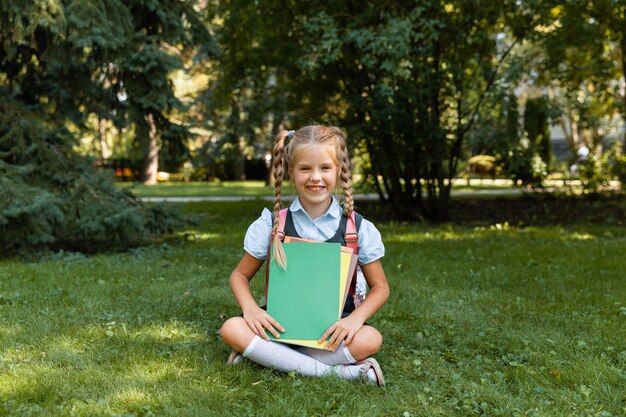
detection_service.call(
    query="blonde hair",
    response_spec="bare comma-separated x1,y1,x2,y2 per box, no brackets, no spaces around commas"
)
271,125,354,269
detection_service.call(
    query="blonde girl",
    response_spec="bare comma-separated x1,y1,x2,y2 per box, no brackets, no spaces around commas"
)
220,125,389,386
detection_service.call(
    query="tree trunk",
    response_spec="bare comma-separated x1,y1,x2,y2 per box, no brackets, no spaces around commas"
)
560,109,580,153
98,117,112,160
233,137,246,181
425,41,447,222
621,32,626,154
142,112,158,185
229,98,246,181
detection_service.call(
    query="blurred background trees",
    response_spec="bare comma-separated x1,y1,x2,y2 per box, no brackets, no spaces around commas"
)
207,0,624,219
1,0,625,250
0,0,215,253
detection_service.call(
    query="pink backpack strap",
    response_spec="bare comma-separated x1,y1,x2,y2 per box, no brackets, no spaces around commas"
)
345,211,358,254
278,208,288,238
270,208,288,241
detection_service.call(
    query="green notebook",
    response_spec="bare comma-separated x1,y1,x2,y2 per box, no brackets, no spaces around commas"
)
266,242,342,343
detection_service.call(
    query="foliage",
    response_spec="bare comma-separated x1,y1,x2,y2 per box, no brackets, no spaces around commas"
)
466,91,516,159
524,96,552,169
191,133,262,181
463,89,548,186
192,0,299,181
297,2,521,220
213,1,557,220
578,154,613,193
0,200,624,416
610,147,626,187
0,1,212,252
0,0,217,182
529,2,625,155
578,142,626,193
505,138,547,187
0,96,186,255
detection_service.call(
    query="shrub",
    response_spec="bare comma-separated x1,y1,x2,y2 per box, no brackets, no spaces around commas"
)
578,143,625,193
0,98,187,255
504,138,547,186
609,145,626,189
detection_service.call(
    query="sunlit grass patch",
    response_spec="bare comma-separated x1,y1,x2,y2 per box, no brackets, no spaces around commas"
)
117,180,291,198
177,232,221,242
118,179,522,199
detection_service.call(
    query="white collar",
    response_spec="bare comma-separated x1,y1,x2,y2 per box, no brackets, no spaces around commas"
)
289,195,342,219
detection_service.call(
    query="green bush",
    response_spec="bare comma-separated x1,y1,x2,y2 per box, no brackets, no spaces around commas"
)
504,138,547,186
524,97,552,169
609,145,626,188
0,98,187,255
578,154,612,193
578,143,624,193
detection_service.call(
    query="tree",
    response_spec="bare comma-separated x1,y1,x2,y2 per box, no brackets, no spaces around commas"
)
4,0,218,184
590,0,626,153
92,1,217,183
531,2,624,156
196,0,302,181
524,96,552,168
0,96,185,255
0,1,213,253
214,1,553,220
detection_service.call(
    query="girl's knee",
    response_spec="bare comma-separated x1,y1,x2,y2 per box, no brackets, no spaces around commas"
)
220,317,257,352
349,326,383,360
363,326,383,352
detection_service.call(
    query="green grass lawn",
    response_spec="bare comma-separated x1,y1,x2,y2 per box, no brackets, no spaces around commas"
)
1,201,624,416
116,180,292,198
116,179,517,198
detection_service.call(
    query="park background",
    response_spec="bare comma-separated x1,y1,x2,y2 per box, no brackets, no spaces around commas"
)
0,1,625,416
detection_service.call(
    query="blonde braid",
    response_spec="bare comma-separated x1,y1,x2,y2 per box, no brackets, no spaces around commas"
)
271,132,288,269
338,134,354,217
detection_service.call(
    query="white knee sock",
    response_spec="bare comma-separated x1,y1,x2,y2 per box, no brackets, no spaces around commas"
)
294,343,357,365
242,336,363,380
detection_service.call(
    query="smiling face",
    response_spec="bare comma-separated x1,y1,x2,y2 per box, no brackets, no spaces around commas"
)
291,144,338,219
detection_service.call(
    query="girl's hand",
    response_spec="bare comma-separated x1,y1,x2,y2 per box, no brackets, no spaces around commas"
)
242,306,285,341
319,314,365,351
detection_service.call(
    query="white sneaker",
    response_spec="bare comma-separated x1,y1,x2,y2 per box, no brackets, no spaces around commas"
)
356,357,385,386
226,350,244,366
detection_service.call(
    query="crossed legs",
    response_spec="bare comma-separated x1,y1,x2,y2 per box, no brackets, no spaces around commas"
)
220,316,382,361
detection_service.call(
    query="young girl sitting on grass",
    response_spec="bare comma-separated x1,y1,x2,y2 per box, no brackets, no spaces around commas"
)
220,125,390,386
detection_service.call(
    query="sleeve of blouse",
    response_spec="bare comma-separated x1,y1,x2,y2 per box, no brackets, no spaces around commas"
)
243,208,273,260
357,218,385,265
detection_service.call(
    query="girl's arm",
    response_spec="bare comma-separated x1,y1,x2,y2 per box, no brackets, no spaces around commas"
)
320,259,390,350
229,252,285,341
